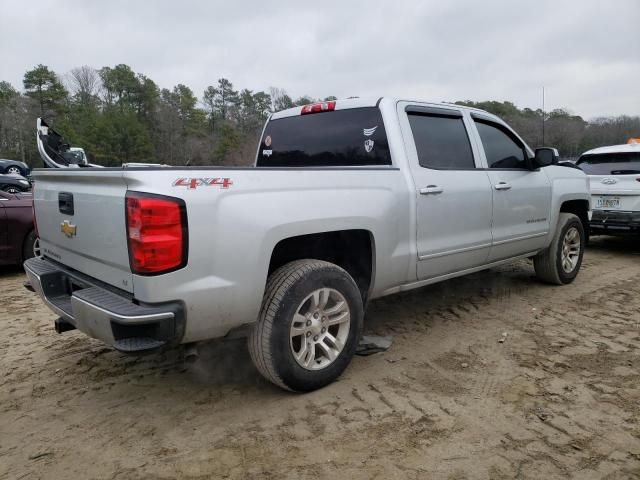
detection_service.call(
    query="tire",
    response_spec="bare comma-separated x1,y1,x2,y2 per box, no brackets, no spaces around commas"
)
5,166,22,176
22,230,37,263
248,259,364,392
534,213,585,285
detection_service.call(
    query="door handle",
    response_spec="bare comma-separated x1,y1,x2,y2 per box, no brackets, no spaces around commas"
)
494,182,512,191
419,185,444,195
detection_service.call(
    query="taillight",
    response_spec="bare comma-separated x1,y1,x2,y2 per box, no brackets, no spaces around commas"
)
300,101,336,115
125,193,187,275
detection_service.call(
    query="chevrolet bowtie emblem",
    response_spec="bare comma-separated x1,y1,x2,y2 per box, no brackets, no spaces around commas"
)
60,220,77,238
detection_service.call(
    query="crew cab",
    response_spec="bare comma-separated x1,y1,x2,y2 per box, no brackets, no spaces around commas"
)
25,97,591,391
577,141,640,235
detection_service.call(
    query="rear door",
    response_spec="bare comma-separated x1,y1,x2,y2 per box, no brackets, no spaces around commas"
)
399,103,493,280
470,115,551,261
33,170,133,292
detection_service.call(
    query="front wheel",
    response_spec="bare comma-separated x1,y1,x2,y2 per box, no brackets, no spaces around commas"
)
534,213,585,285
248,259,363,392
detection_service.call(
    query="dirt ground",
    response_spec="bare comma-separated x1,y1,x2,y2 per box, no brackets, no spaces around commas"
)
1,237,640,480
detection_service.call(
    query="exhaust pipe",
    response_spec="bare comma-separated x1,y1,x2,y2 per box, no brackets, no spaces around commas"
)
184,343,199,363
54,317,76,334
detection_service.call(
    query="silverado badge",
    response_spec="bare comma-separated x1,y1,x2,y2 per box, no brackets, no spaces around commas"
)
60,220,77,238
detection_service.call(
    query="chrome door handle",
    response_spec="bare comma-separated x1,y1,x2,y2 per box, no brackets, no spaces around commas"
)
419,185,444,195
494,182,512,191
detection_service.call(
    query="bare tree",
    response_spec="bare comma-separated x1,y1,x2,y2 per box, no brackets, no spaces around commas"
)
269,87,294,112
67,66,101,105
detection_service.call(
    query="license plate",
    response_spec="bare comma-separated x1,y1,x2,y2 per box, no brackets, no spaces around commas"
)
595,197,621,209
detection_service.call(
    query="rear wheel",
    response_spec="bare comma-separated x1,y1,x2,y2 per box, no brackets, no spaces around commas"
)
248,259,363,392
534,213,585,285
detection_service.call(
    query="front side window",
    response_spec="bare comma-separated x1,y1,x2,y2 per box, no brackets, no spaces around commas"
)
256,107,391,167
475,120,527,169
408,113,475,169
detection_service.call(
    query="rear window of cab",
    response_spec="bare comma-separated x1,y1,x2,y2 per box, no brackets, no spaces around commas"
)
256,107,391,167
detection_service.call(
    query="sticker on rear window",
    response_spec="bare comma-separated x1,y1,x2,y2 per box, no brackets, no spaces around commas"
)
264,135,272,147
364,139,374,153
363,126,378,137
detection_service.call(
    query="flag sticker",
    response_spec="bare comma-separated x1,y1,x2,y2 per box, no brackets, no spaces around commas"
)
363,126,378,137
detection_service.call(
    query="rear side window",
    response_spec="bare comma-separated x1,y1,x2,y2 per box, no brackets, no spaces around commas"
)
475,120,527,169
256,107,391,167
577,153,640,175
408,113,475,169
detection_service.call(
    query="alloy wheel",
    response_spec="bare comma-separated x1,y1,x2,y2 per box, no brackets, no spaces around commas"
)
561,226,581,273
289,287,351,370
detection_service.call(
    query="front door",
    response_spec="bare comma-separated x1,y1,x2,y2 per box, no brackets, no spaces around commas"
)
400,104,494,280
471,117,552,261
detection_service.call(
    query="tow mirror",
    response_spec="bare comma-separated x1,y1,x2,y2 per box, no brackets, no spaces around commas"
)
533,147,559,168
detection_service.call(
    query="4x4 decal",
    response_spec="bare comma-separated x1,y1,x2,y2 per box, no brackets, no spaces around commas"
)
172,178,233,189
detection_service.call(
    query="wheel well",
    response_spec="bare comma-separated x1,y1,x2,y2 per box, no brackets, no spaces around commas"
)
560,199,590,240
268,230,374,302
21,229,35,263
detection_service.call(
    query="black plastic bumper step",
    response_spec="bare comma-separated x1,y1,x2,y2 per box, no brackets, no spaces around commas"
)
114,337,166,353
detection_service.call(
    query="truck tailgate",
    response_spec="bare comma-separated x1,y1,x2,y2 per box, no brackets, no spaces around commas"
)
33,170,133,293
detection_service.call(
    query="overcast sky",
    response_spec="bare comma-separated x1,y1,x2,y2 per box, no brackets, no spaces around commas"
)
1,0,638,118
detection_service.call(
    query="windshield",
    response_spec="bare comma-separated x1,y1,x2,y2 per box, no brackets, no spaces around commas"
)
577,152,640,175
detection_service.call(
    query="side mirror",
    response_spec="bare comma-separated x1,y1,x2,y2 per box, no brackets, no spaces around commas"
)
533,147,559,168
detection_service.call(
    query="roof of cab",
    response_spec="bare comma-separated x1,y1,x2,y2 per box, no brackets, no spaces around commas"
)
581,143,640,156
270,96,498,121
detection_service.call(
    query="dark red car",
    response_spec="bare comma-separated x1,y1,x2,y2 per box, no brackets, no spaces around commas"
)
0,190,38,265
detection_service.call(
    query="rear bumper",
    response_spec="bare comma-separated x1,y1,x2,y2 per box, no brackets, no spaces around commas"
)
590,209,640,235
24,257,184,352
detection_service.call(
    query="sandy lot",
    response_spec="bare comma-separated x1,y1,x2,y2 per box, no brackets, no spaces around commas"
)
1,237,640,480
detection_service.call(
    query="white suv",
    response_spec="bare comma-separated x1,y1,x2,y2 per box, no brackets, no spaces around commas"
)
577,141,640,235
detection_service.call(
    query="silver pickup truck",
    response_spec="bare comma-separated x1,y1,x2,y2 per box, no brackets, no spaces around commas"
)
25,97,591,391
